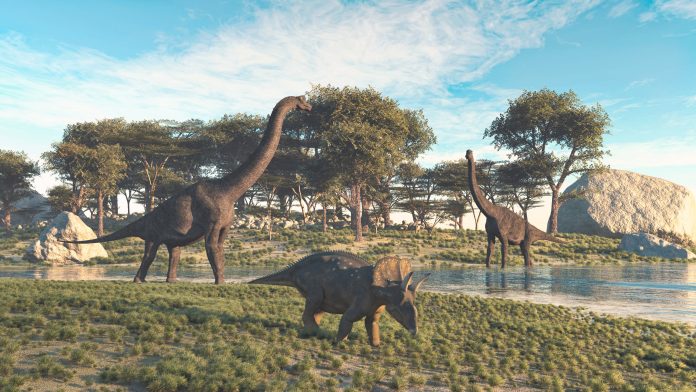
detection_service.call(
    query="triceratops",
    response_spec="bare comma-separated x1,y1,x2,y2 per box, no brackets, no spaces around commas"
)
249,251,430,346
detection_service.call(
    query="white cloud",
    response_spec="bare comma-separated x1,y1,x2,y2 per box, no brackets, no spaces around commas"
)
608,0,637,18
639,11,657,22
685,95,696,107
607,138,696,169
625,78,655,90
656,0,696,19
0,0,599,134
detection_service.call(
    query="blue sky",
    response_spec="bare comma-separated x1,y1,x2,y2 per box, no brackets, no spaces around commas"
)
1,0,695,216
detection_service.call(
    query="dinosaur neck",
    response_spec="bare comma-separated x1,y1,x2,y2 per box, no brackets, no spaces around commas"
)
220,98,293,199
467,157,496,218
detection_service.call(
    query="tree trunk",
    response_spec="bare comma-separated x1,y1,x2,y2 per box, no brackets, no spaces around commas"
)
361,195,370,229
3,206,11,232
97,190,104,237
322,202,328,233
458,214,463,230
110,195,119,216
236,195,246,214
351,184,363,242
547,186,560,234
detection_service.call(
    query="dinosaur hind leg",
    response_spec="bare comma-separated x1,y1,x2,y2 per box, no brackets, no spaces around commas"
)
521,241,532,267
166,245,181,283
301,291,324,334
485,234,495,268
499,234,508,269
133,241,161,283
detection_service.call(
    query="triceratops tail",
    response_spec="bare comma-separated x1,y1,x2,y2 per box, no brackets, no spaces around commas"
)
62,218,144,244
248,271,294,286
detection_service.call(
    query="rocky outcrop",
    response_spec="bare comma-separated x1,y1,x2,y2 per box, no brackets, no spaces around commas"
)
25,212,108,264
619,232,696,259
558,170,696,241
6,191,54,227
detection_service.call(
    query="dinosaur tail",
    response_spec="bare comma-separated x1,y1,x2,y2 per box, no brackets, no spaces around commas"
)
540,232,565,244
248,270,294,287
62,218,144,244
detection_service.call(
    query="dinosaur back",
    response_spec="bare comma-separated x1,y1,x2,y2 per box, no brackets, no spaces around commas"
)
248,251,369,287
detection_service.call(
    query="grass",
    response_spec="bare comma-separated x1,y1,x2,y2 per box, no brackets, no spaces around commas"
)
2,225,692,268
0,279,693,391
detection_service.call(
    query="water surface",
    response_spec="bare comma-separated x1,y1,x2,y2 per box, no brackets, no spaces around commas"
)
0,262,693,326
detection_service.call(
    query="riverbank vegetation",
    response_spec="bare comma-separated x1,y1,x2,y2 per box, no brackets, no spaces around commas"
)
0,280,693,391
1,225,693,269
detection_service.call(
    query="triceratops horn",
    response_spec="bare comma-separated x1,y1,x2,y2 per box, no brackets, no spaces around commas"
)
409,273,431,292
401,271,414,291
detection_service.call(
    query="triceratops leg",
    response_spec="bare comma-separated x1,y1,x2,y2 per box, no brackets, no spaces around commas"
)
365,311,383,347
302,294,323,333
335,307,362,344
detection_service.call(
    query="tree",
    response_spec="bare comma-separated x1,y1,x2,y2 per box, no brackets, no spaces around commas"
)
433,159,470,230
484,88,610,233
42,142,93,214
46,185,73,212
0,150,40,231
394,164,444,232
84,144,127,236
308,85,429,241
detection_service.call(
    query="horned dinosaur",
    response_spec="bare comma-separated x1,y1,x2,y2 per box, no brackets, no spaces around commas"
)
65,96,312,284
249,251,430,346
466,150,562,268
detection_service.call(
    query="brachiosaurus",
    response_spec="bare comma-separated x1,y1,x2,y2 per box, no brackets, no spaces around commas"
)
466,150,561,268
66,96,312,284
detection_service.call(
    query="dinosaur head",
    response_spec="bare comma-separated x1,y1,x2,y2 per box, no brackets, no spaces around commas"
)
465,149,474,161
295,96,312,112
372,256,430,335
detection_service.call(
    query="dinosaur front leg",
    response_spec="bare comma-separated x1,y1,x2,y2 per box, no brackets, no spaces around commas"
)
521,242,532,267
204,227,225,284
166,245,181,283
364,311,383,347
133,241,160,283
499,235,508,268
335,307,362,344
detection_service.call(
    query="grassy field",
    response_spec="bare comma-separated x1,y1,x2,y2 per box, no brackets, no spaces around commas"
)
2,225,693,268
0,280,692,391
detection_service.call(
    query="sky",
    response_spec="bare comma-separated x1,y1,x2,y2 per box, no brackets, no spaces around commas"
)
1,0,695,227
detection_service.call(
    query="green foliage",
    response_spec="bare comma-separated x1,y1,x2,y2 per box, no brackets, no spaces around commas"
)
0,150,40,230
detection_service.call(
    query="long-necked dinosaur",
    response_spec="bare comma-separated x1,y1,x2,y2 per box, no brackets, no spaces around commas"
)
466,150,561,268
65,96,311,284
249,251,429,346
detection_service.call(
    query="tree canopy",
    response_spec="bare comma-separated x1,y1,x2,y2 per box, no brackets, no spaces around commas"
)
484,88,610,233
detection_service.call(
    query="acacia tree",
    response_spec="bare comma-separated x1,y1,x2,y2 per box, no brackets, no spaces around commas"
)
433,159,470,230
84,144,127,236
0,150,40,231
484,88,609,233
308,85,422,241
42,142,93,214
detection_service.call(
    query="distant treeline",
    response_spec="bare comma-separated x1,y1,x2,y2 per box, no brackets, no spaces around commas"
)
0,86,609,240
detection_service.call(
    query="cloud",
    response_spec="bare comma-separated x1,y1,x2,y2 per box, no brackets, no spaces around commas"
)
608,0,637,18
0,0,599,134
639,11,657,22
656,0,696,19
607,138,696,169
625,78,655,90
685,95,696,107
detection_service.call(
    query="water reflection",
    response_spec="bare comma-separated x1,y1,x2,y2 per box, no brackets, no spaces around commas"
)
0,263,693,325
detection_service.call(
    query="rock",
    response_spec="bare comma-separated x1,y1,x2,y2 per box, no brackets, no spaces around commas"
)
558,169,696,241
7,190,55,227
281,220,295,229
619,232,696,259
25,212,108,264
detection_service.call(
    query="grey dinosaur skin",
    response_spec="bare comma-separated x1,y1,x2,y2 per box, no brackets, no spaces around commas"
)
64,96,311,284
466,150,562,268
249,251,429,346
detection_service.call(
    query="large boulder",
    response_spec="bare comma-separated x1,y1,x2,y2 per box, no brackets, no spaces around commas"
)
619,232,696,259
25,212,108,264
558,169,696,240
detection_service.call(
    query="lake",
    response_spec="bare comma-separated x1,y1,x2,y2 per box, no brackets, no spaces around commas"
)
0,262,693,326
